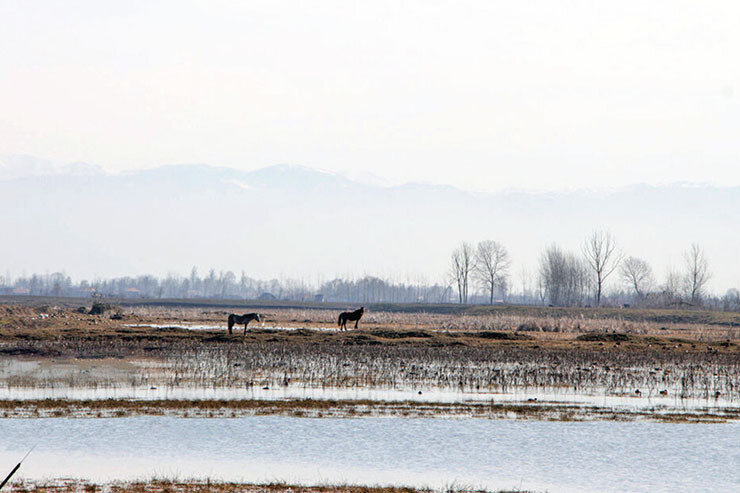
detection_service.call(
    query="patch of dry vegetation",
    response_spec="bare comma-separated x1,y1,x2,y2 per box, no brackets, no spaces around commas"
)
5,479,530,493
1,303,739,402
3,302,740,343
2,337,739,400
0,397,738,422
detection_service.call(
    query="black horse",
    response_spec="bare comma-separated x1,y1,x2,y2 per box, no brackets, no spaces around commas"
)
227,313,262,335
338,307,365,331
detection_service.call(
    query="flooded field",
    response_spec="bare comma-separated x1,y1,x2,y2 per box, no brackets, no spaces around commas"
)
2,416,739,493
0,380,733,407
2,301,740,489
2,340,738,404
2,380,739,422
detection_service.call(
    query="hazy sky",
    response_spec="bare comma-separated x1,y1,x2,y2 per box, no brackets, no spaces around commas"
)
1,1,739,191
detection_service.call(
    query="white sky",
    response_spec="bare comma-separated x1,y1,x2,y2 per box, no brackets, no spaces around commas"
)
1,1,740,191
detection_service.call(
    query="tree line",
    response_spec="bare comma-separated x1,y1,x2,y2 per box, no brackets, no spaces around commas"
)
449,231,728,308
1,231,738,311
0,269,450,304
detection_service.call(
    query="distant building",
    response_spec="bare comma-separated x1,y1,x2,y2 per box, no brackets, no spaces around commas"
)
257,292,277,301
314,294,325,303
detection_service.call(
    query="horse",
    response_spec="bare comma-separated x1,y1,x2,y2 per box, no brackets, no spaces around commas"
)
338,306,365,330
227,313,262,335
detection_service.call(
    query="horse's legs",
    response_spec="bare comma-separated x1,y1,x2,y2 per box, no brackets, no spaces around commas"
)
355,319,359,329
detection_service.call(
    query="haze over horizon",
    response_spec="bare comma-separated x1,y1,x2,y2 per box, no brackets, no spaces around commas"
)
2,1,740,298
2,159,739,297
2,1,740,192
3,152,733,193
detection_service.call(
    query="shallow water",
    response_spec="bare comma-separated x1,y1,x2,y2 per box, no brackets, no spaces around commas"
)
1,416,738,492
1,380,736,415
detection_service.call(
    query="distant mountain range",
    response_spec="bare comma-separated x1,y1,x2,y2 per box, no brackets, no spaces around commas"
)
2,155,739,293
0,154,105,179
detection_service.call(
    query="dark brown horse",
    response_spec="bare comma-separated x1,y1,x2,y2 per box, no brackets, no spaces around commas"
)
338,307,364,330
227,313,261,335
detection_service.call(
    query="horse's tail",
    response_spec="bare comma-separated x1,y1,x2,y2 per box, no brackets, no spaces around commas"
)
337,314,342,326
227,314,234,334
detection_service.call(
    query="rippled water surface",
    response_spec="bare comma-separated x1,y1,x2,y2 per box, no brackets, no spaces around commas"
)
1,417,738,492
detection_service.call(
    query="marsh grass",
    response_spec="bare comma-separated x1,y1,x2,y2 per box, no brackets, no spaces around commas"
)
1,397,737,422
6,479,529,493
2,304,739,401
1,339,738,401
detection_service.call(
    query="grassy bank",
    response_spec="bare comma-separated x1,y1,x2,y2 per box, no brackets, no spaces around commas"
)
4,480,529,493
0,398,737,422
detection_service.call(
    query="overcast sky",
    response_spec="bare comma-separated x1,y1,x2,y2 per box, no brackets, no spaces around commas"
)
1,1,739,191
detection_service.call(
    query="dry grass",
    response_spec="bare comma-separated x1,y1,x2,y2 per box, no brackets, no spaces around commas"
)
6,479,524,493
4,303,740,342
2,339,739,401
1,303,739,401
121,304,740,341
0,397,737,422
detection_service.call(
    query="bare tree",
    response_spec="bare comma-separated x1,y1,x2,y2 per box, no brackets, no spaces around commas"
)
661,269,683,305
620,256,654,299
536,273,547,305
539,245,591,306
518,266,530,304
474,240,511,304
582,231,622,306
683,243,711,304
449,242,475,304
722,288,740,312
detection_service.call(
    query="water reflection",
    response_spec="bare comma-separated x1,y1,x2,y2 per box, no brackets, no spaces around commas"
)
1,417,738,493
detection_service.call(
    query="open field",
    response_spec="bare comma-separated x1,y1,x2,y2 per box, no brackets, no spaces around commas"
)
3,295,740,335
3,298,740,344
1,299,739,420
2,298,739,491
